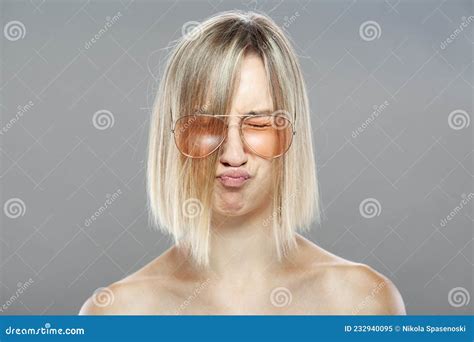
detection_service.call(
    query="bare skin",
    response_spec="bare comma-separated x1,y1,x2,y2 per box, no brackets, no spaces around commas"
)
79,235,405,315
79,52,405,315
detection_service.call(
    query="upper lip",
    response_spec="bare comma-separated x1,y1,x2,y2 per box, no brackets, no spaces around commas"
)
216,169,251,179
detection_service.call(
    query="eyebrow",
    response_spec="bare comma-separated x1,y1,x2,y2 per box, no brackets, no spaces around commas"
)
191,108,274,116
245,109,273,115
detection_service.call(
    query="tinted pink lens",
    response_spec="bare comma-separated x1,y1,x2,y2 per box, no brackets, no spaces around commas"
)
174,115,226,158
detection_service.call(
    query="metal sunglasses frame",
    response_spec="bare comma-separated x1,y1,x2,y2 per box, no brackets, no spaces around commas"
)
171,113,296,159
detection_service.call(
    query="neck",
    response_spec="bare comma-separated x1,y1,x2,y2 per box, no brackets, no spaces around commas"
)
206,205,279,281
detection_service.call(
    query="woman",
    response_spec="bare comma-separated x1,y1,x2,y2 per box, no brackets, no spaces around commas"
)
80,10,405,315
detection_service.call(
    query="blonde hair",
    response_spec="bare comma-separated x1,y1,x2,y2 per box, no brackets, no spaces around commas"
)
147,10,320,267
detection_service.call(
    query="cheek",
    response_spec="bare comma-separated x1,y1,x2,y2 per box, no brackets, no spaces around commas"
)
243,130,277,157
242,126,292,158
248,161,273,196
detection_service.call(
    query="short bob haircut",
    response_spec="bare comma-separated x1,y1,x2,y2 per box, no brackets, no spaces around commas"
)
147,10,321,267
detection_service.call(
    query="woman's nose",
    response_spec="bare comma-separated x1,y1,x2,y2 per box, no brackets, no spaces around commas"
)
219,123,248,167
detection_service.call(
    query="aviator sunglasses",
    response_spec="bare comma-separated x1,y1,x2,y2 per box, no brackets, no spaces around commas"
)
171,111,296,159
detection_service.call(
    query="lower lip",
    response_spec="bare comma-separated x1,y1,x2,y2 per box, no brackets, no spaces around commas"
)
217,176,250,188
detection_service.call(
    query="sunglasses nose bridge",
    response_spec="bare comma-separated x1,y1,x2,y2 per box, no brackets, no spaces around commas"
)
219,122,246,155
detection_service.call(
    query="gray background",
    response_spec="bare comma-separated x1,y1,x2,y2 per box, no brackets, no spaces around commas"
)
0,0,472,315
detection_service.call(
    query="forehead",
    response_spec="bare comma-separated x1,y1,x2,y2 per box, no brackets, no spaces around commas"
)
230,53,274,115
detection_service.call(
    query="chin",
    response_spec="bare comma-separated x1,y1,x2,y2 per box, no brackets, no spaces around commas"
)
213,196,247,216
213,203,246,216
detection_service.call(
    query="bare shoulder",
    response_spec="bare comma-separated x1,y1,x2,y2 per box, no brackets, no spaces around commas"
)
79,281,144,315
331,262,406,315
294,235,406,315
79,247,185,315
